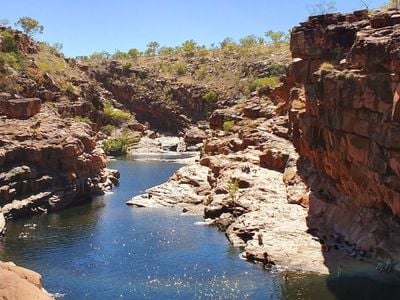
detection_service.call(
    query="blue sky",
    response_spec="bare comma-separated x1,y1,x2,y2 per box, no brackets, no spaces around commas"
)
1,0,388,57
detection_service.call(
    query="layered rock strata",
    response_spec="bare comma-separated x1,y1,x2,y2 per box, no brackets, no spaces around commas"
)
0,105,119,226
288,9,400,263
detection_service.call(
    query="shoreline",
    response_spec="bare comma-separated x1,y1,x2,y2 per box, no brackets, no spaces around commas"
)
126,141,400,283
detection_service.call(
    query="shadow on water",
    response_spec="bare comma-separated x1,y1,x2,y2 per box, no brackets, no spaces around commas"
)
326,275,400,300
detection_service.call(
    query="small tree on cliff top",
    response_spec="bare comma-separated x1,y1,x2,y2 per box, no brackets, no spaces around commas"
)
16,17,44,36
0,19,10,27
308,1,337,15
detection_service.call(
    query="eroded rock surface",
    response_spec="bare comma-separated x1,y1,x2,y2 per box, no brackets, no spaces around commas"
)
128,96,330,273
0,105,119,222
287,9,400,268
0,262,53,300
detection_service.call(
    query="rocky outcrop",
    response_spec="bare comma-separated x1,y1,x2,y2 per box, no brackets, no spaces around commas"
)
0,105,119,224
0,98,41,119
126,9,400,276
89,61,215,133
0,261,53,300
287,9,400,264
128,96,333,274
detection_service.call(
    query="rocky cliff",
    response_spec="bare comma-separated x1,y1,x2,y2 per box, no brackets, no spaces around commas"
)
127,9,400,276
288,9,400,263
0,101,119,234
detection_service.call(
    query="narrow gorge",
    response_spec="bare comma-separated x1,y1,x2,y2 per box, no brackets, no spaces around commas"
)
1,5,400,299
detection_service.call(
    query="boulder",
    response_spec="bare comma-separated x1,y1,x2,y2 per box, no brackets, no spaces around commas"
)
1,98,41,119
0,262,53,300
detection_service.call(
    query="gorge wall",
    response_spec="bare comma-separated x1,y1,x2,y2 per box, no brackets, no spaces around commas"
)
0,101,119,237
288,9,400,259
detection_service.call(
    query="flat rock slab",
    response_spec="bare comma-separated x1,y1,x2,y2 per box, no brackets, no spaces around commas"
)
0,98,41,119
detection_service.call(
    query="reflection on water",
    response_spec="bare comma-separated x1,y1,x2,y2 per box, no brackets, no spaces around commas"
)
0,157,398,299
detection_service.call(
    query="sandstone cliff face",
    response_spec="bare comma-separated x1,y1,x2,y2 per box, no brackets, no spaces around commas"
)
0,104,119,224
288,9,400,259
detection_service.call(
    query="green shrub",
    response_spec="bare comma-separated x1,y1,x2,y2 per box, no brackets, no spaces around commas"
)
103,103,132,122
267,63,287,77
73,116,91,123
112,51,129,60
37,58,65,74
181,39,197,54
159,47,175,56
0,32,23,71
202,90,218,103
85,51,111,62
60,82,76,94
173,63,188,76
128,48,140,59
265,30,289,44
239,35,259,48
122,62,132,73
102,138,128,156
198,48,209,56
0,52,19,70
227,178,240,203
248,76,280,92
101,124,117,136
195,65,208,79
0,32,18,53
223,120,234,132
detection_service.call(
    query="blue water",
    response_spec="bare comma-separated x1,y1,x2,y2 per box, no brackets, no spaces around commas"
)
1,157,399,299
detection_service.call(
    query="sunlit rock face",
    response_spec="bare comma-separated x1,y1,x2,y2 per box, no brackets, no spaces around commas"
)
0,106,119,221
287,9,400,260
0,262,53,300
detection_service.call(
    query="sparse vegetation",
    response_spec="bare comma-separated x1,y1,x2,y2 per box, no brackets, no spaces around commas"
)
101,124,117,136
103,103,132,122
308,1,337,15
181,39,197,55
122,62,132,73
202,90,218,103
73,116,91,123
37,57,65,74
246,76,280,93
265,30,289,44
0,31,23,71
60,82,77,94
227,178,240,203
173,62,188,76
223,120,235,132
102,129,140,156
128,48,140,59
102,138,129,156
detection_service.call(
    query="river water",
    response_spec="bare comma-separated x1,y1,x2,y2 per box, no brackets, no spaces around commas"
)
0,157,398,299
